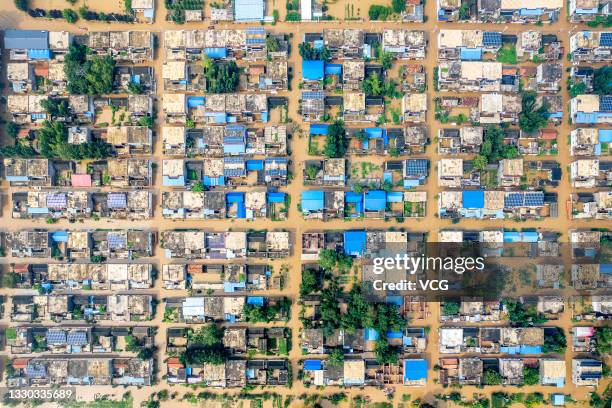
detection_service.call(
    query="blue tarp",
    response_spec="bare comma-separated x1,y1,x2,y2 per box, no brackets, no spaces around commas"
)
463,190,485,209
246,296,265,306
364,328,379,341
301,190,325,212
163,176,185,186
599,129,612,143
187,96,205,108
552,395,565,406
4,29,48,50
387,331,403,339
246,160,264,171
503,231,539,243
386,295,403,306
344,230,366,256
28,49,51,60
204,47,228,58
460,47,482,60
302,60,325,80
304,360,322,370
601,264,612,274
387,192,404,203
268,192,286,203
404,359,427,382
325,64,342,76
344,191,364,214
226,192,245,203
365,190,386,211
51,231,68,242
519,8,544,15
575,112,598,124
310,124,329,135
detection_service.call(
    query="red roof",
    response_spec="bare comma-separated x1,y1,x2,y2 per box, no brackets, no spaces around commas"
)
539,129,557,140
12,264,29,273
71,174,92,187
12,358,29,369
167,358,183,369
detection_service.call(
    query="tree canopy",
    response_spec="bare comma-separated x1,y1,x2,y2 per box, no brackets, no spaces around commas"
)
38,120,111,160
202,57,240,93
519,92,549,133
64,44,115,96
323,120,348,158
298,42,331,61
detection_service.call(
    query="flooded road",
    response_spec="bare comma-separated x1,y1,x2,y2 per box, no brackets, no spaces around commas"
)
0,0,609,406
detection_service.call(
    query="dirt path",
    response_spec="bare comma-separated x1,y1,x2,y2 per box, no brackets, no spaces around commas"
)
0,0,610,406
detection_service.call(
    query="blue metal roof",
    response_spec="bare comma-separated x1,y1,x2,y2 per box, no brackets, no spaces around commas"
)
301,190,325,212
302,91,324,100
67,331,88,346
343,230,366,256
599,129,612,143
302,60,325,80
519,8,544,16
28,49,52,60
406,159,428,176
4,30,48,50
310,123,329,135
246,296,265,306
387,192,404,203
364,328,380,341
599,32,612,47
460,47,482,61
187,96,204,108
267,192,286,203
107,192,127,209
46,330,67,345
204,47,228,58
463,190,485,209
483,32,502,47
163,175,186,186
226,192,245,203
246,160,264,171
344,192,363,203
600,96,612,112
404,359,427,382
304,360,323,370
234,0,265,21
364,190,387,211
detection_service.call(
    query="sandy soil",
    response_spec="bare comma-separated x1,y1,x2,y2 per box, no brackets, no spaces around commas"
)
0,0,609,407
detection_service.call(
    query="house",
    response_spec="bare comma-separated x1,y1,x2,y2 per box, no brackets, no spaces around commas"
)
45,263,153,290
497,0,562,23
180,296,245,323
163,93,188,123
437,30,502,60
536,63,563,92
104,159,152,188
3,30,49,61
323,29,365,59
107,294,153,322
402,93,427,122
498,159,524,187
301,190,344,220
437,61,502,92
437,0,462,21
438,127,483,154
162,191,226,219
162,61,188,91
477,93,521,124
234,0,265,22
162,159,186,187
343,359,365,386
301,91,325,121
570,191,612,219
89,31,154,63
92,230,154,260
106,126,153,156
572,327,596,352
343,92,367,122
7,94,47,124
569,0,610,22
572,359,603,386
570,159,604,188
7,63,35,93
439,358,483,386
302,60,325,89
302,329,325,354
131,0,155,23
571,95,612,124
438,158,465,188
382,30,427,59
162,126,186,156
4,158,53,187
570,31,612,62
571,128,611,156
6,230,50,258
343,60,365,90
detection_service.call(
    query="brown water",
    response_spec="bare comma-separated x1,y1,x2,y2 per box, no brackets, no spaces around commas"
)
0,0,609,406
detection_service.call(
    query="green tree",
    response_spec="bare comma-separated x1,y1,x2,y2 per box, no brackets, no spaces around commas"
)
298,42,331,61
323,120,347,158
380,52,393,70
519,92,549,133
62,8,78,23
374,341,399,364
203,61,240,93
484,369,503,385
568,81,587,98
523,366,540,385
14,0,28,11
300,268,320,295
392,0,406,13
5,123,20,139
473,155,488,170
189,325,223,346
327,349,344,366
362,72,383,96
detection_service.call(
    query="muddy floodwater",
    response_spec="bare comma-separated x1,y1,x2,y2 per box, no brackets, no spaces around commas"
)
0,0,609,406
